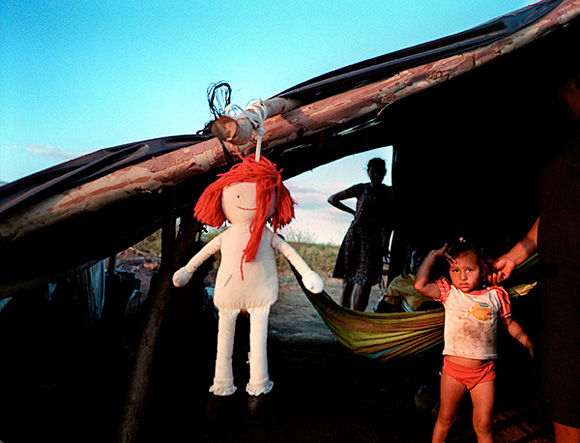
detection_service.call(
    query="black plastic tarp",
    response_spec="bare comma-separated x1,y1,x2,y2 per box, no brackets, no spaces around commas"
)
0,135,208,217
1,0,578,296
0,0,562,221
277,0,560,101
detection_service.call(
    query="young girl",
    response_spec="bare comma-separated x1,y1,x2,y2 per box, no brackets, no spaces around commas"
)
414,241,533,443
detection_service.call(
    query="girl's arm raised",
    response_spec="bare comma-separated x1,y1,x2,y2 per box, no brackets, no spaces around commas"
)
413,245,448,299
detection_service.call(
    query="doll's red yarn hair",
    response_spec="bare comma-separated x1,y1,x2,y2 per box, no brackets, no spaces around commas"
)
194,154,296,264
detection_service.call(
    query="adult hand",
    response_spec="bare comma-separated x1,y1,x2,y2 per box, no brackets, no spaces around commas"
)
490,255,516,285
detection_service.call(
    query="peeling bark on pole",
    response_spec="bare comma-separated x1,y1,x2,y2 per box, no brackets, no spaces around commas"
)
211,97,301,144
211,115,253,145
116,267,173,443
1,0,578,244
117,196,203,443
116,187,178,443
0,139,226,243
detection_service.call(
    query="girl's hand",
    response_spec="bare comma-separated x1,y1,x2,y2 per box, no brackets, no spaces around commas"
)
427,244,455,264
520,334,534,359
414,245,448,299
527,342,534,359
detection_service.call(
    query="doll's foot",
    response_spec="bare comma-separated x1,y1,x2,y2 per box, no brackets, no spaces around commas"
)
207,394,233,421
248,394,269,417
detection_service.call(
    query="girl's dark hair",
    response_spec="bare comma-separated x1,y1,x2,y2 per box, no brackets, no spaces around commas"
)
447,240,491,281
367,157,386,172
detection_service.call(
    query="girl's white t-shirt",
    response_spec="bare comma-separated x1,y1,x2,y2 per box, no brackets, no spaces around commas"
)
435,278,511,360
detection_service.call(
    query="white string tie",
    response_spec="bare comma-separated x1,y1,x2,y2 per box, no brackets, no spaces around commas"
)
225,100,268,161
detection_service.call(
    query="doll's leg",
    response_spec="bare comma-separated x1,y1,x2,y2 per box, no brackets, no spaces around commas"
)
246,306,274,395
210,308,240,396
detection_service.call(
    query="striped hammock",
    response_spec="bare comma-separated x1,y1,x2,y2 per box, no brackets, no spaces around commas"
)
291,254,538,362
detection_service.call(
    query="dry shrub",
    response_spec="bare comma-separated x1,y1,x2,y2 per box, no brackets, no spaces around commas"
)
123,228,338,282
276,242,338,279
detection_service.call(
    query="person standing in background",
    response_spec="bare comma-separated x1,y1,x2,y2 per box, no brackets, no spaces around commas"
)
328,158,393,311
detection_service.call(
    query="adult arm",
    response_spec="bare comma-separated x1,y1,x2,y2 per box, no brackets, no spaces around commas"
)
327,185,361,216
491,218,539,284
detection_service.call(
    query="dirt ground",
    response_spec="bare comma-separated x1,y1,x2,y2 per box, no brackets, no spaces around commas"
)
0,259,555,443
136,274,555,443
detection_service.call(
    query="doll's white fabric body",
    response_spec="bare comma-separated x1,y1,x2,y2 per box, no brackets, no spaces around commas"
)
173,181,323,396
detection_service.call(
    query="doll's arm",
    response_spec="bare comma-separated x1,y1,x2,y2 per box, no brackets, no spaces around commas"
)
173,235,222,287
272,235,324,294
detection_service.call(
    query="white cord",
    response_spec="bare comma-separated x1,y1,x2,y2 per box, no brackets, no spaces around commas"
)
225,100,268,161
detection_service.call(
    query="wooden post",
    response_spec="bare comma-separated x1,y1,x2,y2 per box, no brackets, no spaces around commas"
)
210,97,301,145
116,187,180,443
2,0,578,244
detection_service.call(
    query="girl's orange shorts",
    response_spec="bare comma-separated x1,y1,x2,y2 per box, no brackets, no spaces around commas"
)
442,357,495,390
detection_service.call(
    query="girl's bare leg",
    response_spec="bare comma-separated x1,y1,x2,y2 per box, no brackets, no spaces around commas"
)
432,373,466,443
470,380,495,443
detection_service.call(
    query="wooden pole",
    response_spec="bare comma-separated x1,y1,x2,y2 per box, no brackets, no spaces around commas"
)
210,97,301,144
116,187,179,443
2,0,578,243
116,195,203,443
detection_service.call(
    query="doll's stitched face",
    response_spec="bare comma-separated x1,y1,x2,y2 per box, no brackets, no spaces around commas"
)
222,182,258,224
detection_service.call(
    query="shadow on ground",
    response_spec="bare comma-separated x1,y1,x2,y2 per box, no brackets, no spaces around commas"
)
0,275,553,442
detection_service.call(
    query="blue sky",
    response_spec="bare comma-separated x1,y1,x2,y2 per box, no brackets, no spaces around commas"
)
1,0,529,244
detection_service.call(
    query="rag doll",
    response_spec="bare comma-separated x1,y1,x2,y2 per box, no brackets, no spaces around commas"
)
173,154,323,403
